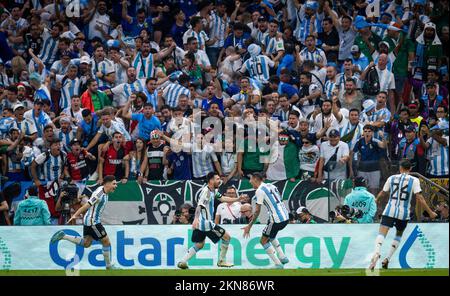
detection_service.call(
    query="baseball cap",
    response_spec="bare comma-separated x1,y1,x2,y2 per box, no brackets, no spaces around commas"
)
353,176,367,187
258,16,267,22
17,82,26,90
13,103,25,111
150,130,160,139
296,206,310,215
350,45,360,53
404,125,416,132
80,56,91,64
408,101,419,108
328,129,340,138
70,138,81,146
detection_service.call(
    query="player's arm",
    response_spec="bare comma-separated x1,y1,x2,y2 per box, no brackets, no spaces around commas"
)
242,203,261,238
67,202,91,224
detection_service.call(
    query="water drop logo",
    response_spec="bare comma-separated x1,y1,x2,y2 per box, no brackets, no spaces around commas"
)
399,225,435,268
0,236,12,270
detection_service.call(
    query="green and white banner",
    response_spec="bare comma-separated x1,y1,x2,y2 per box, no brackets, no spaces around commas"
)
0,224,447,270
81,179,353,224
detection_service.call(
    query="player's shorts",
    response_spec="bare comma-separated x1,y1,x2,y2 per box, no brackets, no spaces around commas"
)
380,215,408,232
83,223,108,241
192,225,226,244
262,220,289,239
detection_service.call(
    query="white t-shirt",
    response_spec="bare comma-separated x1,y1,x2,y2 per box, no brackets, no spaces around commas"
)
376,66,396,92
215,202,241,224
320,140,349,180
88,12,110,41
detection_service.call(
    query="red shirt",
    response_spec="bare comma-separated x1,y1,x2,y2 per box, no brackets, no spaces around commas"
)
66,151,89,181
102,145,127,179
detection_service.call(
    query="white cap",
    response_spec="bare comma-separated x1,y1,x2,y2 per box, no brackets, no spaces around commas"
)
296,206,309,215
80,56,91,64
13,103,25,111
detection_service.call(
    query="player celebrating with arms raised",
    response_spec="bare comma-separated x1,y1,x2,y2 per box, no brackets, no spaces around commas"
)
242,173,290,269
177,172,245,269
369,159,437,270
50,175,119,270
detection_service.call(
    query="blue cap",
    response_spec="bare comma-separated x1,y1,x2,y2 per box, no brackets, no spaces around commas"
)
328,129,340,138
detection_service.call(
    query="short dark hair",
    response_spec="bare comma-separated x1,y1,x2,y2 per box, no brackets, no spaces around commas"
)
143,102,154,108
206,172,218,182
363,124,374,131
342,15,353,22
349,108,360,114
7,85,18,93
87,78,97,86
290,110,301,118
251,172,265,181
27,185,39,196
112,131,122,138
190,16,202,28
399,158,412,170
82,109,91,117
187,37,197,44
103,175,116,185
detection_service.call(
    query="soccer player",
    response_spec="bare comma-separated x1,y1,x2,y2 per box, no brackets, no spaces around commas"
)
369,159,437,270
242,173,290,269
50,175,119,270
177,172,244,269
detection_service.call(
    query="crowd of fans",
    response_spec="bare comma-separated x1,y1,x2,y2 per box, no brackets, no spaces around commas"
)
0,0,449,225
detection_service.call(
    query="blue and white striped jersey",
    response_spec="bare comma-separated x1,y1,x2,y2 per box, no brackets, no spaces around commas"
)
294,7,323,45
91,58,115,89
132,52,155,79
324,79,336,100
110,79,146,107
256,30,269,45
162,82,191,108
192,144,218,179
97,121,131,141
34,151,67,182
209,11,228,48
241,55,275,85
13,118,38,137
50,61,71,75
84,186,109,226
23,109,52,138
426,136,449,177
299,47,327,67
255,183,289,223
38,28,59,68
264,35,284,56
362,107,391,140
56,75,81,110
382,173,422,221
55,128,77,152
182,29,210,50
197,185,222,232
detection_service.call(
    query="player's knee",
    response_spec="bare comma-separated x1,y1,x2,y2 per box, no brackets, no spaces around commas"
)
260,237,269,245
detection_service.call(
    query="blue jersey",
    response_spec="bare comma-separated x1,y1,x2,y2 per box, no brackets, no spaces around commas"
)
255,183,289,223
241,55,274,84
84,186,109,226
130,113,161,141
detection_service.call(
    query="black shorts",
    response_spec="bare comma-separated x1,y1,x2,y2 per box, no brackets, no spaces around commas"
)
380,216,408,232
83,223,108,241
263,220,289,239
192,225,226,244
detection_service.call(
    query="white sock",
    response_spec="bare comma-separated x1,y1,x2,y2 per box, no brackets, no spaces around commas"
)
263,243,281,265
181,246,200,263
102,246,111,268
219,240,230,261
63,235,84,246
270,239,286,259
374,234,385,255
387,236,401,260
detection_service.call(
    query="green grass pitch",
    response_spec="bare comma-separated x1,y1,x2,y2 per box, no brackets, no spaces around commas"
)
0,269,448,276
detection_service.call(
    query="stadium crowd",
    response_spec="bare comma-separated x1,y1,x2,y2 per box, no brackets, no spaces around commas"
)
0,0,448,226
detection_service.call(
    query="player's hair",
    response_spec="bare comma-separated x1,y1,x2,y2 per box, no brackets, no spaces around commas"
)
251,172,265,181
399,159,413,170
206,172,218,183
349,108,360,114
103,175,116,185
